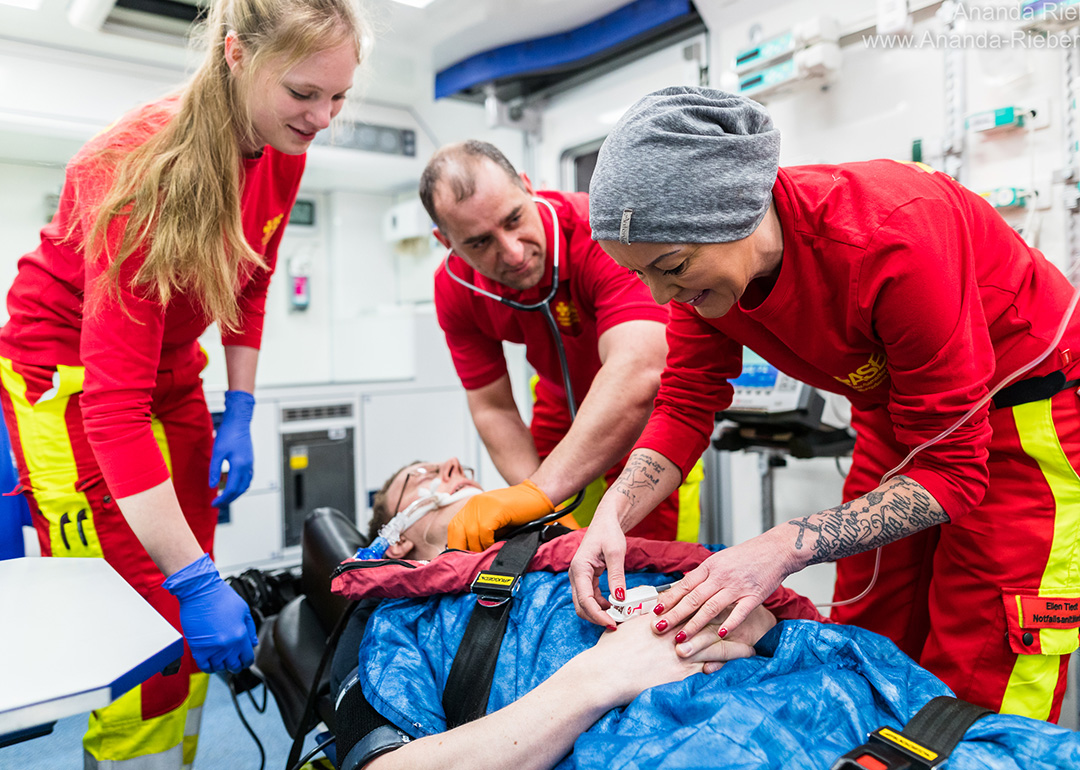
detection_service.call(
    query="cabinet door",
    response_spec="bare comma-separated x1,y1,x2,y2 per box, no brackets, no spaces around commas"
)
281,428,356,547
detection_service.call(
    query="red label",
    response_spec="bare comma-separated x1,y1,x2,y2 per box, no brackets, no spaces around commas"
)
1019,595,1080,628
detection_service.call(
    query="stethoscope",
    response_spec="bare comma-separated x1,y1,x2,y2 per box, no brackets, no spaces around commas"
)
442,196,584,527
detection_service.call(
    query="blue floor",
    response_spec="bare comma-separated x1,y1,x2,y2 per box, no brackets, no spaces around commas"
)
1,673,327,769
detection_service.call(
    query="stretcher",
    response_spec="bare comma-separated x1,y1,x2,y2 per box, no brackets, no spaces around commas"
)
253,511,1080,770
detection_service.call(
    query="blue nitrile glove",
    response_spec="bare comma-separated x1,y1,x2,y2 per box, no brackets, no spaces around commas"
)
163,553,258,673
209,390,255,507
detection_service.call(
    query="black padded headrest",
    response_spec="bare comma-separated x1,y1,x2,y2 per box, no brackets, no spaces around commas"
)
301,507,366,635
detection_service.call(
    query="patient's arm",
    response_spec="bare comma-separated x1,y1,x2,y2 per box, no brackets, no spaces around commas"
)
365,612,758,770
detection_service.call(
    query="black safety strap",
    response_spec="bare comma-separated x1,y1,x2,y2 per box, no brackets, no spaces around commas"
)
831,695,994,770
441,529,543,729
993,370,1080,410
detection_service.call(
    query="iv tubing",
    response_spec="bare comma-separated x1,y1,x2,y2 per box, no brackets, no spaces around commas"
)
821,276,1080,610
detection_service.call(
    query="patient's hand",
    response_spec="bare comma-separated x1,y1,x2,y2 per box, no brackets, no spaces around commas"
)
674,604,776,673
571,613,756,708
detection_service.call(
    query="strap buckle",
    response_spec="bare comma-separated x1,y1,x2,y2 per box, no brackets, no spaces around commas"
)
831,727,943,770
470,570,520,606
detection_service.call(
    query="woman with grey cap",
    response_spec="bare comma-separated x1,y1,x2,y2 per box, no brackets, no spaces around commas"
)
569,85,1080,723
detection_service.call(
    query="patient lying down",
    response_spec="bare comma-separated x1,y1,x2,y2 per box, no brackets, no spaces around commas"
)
337,457,773,770
330,459,1077,770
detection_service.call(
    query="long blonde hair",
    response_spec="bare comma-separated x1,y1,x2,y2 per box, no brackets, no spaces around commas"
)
83,0,367,331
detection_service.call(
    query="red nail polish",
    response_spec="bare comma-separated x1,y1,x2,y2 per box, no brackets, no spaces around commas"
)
652,603,665,615
607,625,617,632
656,619,668,632
614,587,625,601
674,631,687,644
718,627,728,638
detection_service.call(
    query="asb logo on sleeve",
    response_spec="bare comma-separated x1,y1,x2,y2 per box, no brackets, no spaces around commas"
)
262,213,284,246
835,352,889,392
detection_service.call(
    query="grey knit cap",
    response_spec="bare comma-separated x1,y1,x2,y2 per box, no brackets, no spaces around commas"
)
589,86,780,245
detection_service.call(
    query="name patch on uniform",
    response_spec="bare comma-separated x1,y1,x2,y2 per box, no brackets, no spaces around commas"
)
1018,595,1080,628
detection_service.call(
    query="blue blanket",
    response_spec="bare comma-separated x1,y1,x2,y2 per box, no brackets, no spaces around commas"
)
358,571,1079,769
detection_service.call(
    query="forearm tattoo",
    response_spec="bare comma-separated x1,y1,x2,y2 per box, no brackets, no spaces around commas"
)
788,476,948,566
613,454,668,506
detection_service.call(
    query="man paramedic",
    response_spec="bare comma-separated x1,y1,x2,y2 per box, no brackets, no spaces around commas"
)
420,141,699,553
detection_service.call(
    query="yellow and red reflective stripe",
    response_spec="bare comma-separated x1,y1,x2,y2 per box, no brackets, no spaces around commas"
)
0,358,102,558
84,672,207,766
1002,397,1080,719
676,459,704,543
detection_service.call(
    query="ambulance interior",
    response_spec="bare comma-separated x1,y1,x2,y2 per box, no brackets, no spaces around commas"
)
2,0,1079,764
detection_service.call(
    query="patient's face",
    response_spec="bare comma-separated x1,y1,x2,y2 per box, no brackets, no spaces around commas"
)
385,458,481,560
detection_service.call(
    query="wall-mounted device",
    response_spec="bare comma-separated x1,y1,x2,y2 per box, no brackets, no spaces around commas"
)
733,16,839,74
729,16,841,102
735,43,842,99
967,106,1027,134
979,187,1032,211
965,99,1049,135
313,121,417,157
290,199,316,228
1020,0,1080,33
382,198,433,243
286,254,311,312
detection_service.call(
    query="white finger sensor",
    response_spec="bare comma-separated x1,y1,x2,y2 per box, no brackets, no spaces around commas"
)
606,582,674,624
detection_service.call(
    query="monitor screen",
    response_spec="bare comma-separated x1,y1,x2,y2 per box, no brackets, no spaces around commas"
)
731,349,779,389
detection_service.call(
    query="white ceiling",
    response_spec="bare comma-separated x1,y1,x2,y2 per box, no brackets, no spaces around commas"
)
0,0,699,190
0,0,635,78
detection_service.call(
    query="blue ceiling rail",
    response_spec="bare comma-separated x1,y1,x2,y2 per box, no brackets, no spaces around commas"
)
434,0,699,100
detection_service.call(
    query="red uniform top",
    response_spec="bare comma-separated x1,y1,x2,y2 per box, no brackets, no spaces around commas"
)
0,97,304,498
434,190,669,451
638,160,1080,520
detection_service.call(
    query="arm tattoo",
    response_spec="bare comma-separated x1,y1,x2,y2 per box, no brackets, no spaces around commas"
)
787,476,948,565
613,454,668,505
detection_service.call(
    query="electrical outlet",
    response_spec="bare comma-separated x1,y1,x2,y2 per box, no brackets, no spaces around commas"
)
1034,182,1053,210
1022,97,1051,131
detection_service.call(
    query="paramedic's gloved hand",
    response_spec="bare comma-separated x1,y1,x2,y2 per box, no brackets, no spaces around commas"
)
163,553,258,673
654,529,794,643
447,479,554,551
570,510,628,627
209,390,255,508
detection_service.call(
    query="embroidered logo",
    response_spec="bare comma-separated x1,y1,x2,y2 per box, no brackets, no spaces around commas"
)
262,213,285,246
553,300,583,338
834,352,889,392
619,208,634,245
554,300,580,329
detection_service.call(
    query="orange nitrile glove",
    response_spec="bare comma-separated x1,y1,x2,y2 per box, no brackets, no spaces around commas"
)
447,479,555,552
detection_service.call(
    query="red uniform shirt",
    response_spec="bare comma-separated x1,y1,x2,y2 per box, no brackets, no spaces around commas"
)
638,161,1080,520
0,97,304,498
434,190,668,449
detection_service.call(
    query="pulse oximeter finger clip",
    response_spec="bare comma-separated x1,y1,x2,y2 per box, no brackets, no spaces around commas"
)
606,582,676,623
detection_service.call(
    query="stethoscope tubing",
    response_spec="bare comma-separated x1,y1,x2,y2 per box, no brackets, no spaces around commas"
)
442,196,583,525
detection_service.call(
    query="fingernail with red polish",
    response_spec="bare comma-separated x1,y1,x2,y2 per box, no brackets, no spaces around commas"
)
614,587,625,601
655,619,668,632
652,603,665,615
607,625,617,632
674,631,687,644
718,627,728,638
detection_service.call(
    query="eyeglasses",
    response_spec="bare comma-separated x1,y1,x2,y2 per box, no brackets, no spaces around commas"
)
392,463,475,515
